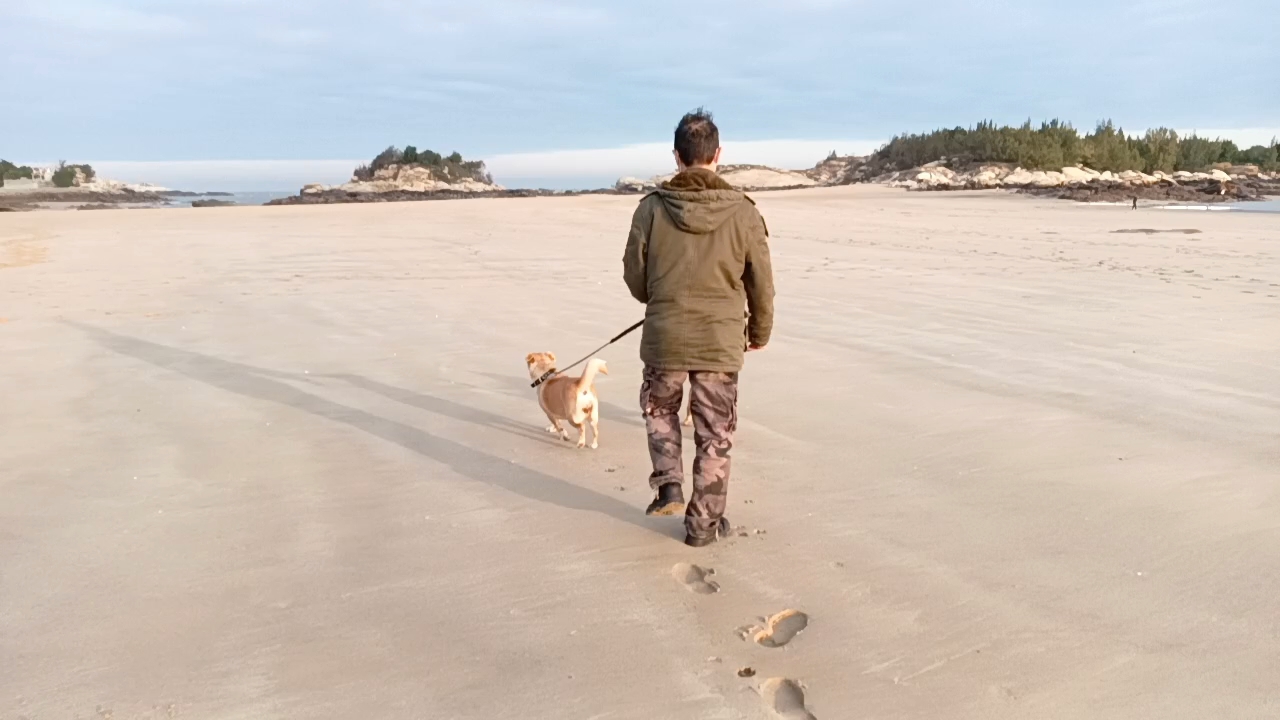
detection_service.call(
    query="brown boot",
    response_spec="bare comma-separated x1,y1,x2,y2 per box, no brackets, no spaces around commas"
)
645,482,685,516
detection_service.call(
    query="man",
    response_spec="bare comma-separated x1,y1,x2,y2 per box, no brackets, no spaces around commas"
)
622,108,775,548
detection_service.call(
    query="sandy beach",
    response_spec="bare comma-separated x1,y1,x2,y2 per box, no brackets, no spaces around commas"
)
2,187,1277,719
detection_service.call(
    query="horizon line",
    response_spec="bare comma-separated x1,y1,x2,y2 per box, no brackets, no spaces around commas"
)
17,125,1278,169
11,127,1277,191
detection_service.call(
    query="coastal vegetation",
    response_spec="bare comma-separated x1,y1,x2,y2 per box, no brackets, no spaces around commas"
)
0,159,96,187
870,120,1280,174
52,161,96,188
352,146,492,184
0,160,35,186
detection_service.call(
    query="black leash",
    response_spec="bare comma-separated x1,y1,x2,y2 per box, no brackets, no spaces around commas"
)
531,319,644,388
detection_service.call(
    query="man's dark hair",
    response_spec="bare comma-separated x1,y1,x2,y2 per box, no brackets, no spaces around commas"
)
674,108,720,166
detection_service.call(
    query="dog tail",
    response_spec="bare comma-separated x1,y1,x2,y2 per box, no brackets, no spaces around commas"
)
576,358,609,394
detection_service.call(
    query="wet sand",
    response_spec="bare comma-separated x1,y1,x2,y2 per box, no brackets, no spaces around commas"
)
2,186,1277,719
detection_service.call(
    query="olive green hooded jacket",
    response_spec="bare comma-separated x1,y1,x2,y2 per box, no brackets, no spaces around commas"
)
622,168,775,372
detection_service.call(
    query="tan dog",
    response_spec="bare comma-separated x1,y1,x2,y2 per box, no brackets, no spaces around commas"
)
525,352,608,449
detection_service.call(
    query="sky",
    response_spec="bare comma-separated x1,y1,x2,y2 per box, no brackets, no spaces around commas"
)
2,0,1277,190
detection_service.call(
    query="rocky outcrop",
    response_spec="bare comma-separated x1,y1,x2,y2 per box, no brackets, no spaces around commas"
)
0,188,167,206
269,187,623,206
276,144,1277,207
0,173,171,200
614,177,652,193
80,179,172,194
720,164,817,190
303,163,503,196
876,162,1280,201
804,155,870,185
613,164,819,193
4,164,171,194
1021,178,1270,203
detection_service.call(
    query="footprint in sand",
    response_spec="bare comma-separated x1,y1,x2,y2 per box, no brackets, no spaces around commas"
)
761,678,816,719
671,563,719,594
744,609,810,648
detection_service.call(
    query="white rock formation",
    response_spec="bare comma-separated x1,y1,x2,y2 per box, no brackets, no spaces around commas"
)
914,168,959,188
805,155,868,185
614,165,817,193
81,179,172,194
1040,171,1068,187
971,166,1008,187
1062,166,1094,183
309,164,503,194
1003,169,1035,185
720,166,816,189
7,165,170,194
876,163,1253,191
614,177,651,193
610,155,1273,197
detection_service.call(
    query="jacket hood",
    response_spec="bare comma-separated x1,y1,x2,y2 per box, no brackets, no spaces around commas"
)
655,168,747,234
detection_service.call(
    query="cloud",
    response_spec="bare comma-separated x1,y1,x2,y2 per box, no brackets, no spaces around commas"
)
6,0,188,35
254,27,329,47
3,0,1276,163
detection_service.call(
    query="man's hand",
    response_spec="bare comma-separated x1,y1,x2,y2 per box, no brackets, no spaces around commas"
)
747,343,766,352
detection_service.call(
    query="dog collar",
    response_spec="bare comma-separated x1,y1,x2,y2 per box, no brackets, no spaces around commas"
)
531,369,557,388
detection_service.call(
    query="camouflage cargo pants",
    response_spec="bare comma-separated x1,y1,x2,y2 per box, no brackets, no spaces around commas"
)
640,366,738,539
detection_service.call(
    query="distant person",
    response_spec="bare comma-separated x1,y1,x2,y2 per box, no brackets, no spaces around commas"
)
1132,196,1138,210
622,108,775,547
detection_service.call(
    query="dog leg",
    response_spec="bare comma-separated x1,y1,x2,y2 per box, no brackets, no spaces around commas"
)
570,403,590,449
543,410,569,441
589,402,600,450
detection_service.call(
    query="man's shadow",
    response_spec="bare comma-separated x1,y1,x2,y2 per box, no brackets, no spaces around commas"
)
472,371,646,429
67,322,672,540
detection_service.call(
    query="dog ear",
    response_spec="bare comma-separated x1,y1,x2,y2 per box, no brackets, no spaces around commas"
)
525,353,537,365
547,352,556,363
599,361,609,375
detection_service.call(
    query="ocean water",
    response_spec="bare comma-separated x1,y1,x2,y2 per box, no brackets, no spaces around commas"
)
160,190,1280,212
1236,198,1280,213
166,191,294,207
1156,198,1280,213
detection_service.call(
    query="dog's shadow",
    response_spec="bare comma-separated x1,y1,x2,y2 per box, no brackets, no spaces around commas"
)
474,371,645,429
326,372,561,447
66,321,672,540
